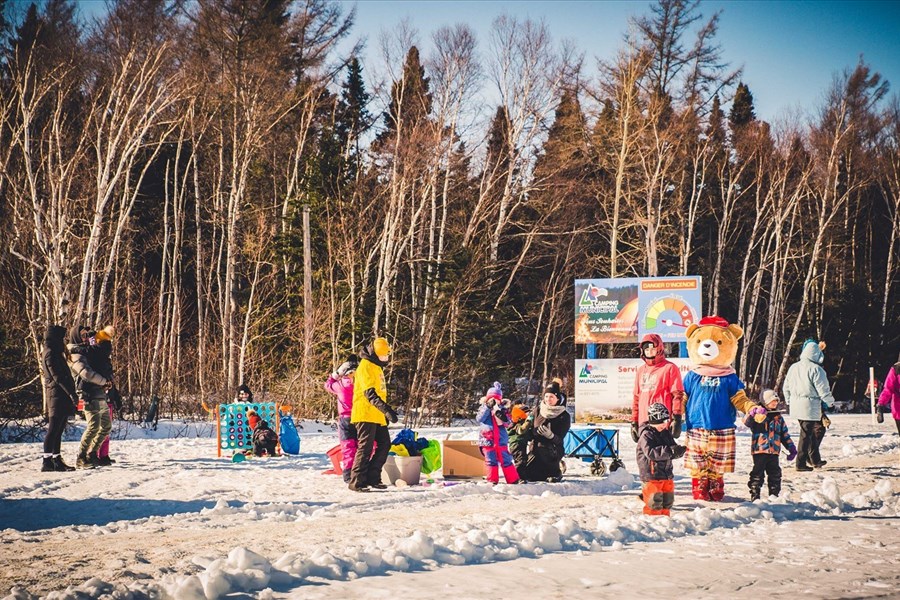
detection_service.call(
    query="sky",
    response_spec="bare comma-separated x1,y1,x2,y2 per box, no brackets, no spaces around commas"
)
61,0,900,121
336,0,900,121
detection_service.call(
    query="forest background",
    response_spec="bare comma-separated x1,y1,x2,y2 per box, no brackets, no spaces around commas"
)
1,0,898,427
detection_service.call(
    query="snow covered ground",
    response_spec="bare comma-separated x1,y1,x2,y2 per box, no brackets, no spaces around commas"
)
1,414,899,599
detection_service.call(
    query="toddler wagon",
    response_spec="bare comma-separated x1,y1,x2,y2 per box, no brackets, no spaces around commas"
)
563,427,624,476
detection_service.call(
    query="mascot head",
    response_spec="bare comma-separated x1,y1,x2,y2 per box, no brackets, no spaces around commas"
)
685,315,743,367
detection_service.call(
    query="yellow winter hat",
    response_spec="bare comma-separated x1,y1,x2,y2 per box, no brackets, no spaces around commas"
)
95,326,115,343
373,337,391,357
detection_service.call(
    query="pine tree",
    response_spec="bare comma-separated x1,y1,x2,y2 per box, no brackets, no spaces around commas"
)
335,55,370,175
377,45,432,144
729,82,756,129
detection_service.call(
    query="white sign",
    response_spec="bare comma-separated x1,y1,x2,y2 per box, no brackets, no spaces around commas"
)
573,358,693,423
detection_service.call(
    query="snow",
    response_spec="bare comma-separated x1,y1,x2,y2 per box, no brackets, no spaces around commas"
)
1,414,899,599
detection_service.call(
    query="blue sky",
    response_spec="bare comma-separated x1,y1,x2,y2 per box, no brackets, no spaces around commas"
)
66,0,900,120
338,0,900,121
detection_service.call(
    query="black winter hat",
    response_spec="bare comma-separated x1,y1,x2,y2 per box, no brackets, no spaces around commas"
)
237,384,252,396
544,381,561,398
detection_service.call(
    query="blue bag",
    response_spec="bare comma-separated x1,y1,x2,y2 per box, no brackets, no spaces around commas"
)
279,411,301,455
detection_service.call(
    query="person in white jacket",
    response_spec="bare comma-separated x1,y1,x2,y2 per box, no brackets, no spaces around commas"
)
783,339,834,472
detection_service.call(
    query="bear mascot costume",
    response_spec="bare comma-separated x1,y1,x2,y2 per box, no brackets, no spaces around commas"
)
683,316,757,501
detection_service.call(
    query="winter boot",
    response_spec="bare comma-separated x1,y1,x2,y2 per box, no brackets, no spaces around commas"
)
41,457,54,472
97,455,114,467
88,451,101,468
486,465,499,484
749,488,760,502
76,453,95,469
691,477,710,501
53,456,75,472
709,476,725,501
501,463,520,484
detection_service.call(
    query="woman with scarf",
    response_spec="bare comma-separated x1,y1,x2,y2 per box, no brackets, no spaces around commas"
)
40,325,80,471
525,380,571,482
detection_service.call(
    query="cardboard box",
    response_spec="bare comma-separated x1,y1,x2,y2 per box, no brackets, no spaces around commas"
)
441,439,485,479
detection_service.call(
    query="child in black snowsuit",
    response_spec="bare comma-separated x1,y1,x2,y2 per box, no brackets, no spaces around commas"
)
744,389,797,500
252,420,279,457
636,403,686,516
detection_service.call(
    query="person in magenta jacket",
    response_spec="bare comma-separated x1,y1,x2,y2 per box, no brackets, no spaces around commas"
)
877,355,900,437
325,356,359,483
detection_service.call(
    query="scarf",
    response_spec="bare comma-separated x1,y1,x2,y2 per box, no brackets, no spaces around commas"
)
539,403,567,419
691,365,735,377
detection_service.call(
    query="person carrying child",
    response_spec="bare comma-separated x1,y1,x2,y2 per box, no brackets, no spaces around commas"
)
744,389,797,500
635,403,686,516
326,356,359,482
476,382,520,485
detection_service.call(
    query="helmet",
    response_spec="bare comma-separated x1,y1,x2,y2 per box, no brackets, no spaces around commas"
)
373,337,391,358
647,403,670,425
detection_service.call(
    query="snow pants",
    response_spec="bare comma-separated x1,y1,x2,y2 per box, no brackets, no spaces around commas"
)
350,422,390,488
481,445,519,484
748,453,782,499
797,420,825,467
642,479,675,515
338,416,359,481
98,404,114,459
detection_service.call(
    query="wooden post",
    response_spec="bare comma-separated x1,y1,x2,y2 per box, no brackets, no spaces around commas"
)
869,366,876,425
303,204,312,406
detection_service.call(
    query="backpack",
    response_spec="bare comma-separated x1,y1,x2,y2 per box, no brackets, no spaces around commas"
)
279,411,301,454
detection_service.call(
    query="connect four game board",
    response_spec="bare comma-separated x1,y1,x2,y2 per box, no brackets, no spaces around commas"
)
217,402,278,457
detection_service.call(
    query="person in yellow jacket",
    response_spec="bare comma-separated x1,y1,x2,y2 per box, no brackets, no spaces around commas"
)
348,337,398,492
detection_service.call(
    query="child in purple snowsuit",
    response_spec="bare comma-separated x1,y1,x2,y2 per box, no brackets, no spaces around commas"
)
476,382,520,484
326,357,359,482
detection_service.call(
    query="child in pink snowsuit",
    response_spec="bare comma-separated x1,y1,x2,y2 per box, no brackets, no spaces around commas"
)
476,382,520,484
326,357,359,483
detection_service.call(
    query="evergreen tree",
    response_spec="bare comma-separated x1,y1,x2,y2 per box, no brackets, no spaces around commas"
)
729,82,756,129
335,55,370,176
377,45,432,144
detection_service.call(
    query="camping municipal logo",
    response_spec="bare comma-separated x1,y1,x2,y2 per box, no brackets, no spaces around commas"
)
578,362,608,384
578,285,608,311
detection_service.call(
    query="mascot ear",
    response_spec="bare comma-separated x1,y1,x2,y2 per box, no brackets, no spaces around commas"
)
727,323,744,340
686,323,699,339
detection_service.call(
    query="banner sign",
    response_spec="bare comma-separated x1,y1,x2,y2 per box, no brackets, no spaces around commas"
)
575,276,702,344
573,358,693,423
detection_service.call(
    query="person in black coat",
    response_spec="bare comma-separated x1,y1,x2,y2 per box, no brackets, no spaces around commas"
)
525,381,571,482
40,325,79,472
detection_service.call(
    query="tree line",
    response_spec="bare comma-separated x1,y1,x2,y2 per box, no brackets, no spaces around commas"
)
1,0,897,425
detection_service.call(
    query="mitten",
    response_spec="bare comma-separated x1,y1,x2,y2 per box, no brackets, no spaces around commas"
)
671,415,682,438
386,407,399,424
536,423,554,440
749,406,767,423
672,444,686,459
786,447,797,461
630,422,639,443
876,403,885,424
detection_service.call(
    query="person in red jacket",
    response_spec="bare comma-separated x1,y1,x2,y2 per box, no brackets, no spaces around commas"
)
631,333,685,443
